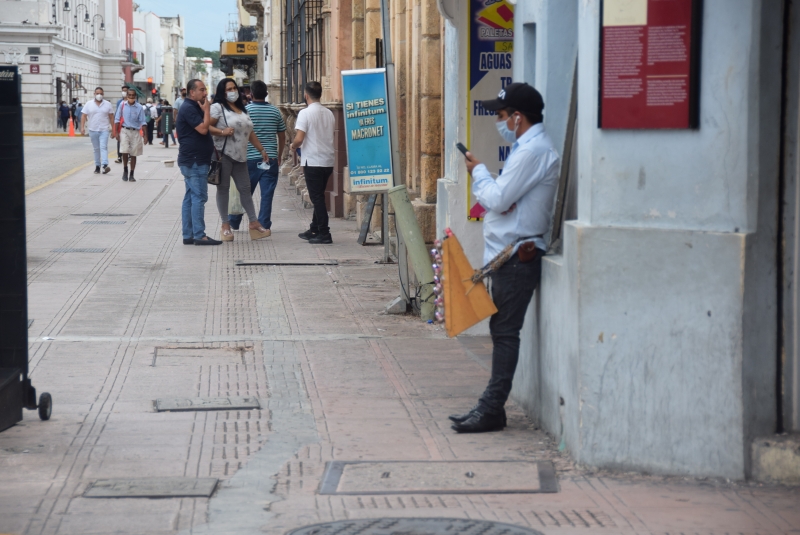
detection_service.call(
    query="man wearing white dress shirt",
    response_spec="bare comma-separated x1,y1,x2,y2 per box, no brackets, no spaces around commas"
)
450,82,561,433
290,81,336,244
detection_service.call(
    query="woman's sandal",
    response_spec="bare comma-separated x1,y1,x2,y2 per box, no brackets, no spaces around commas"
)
221,226,234,242
249,227,271,240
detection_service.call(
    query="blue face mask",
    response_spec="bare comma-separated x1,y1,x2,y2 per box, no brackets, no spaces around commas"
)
495,115,518,143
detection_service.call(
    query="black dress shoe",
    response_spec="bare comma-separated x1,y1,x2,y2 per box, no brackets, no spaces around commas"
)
183,238,194,245
449,406,507,427
298,229,318,240
194,236,222,246
451,410,506,433
308,233,332,244
122,169,128,181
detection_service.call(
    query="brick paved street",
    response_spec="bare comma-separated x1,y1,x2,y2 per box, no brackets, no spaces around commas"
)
0,145,798,535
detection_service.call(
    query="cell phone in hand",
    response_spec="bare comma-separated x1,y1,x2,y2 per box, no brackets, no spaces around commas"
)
456,142,469,157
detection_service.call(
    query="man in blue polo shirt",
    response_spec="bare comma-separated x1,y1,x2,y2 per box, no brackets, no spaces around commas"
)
229,80,286,231
177,79,221,246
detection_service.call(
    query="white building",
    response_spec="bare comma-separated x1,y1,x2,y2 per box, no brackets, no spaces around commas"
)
159,16,184,99
0,0,127,132
132,10,162,93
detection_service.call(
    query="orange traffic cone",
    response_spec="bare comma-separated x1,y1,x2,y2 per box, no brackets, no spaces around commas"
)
68,118,75,137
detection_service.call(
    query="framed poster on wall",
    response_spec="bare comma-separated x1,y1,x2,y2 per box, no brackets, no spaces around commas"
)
599,0,703,129
466,0,515,221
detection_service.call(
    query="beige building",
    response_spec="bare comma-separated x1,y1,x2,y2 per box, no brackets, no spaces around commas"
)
241,0,443,240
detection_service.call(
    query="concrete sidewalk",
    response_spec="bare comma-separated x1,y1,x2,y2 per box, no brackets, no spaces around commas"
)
1,145,798,535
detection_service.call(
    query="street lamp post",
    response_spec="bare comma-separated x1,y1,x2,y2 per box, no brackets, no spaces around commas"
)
91,14,105,38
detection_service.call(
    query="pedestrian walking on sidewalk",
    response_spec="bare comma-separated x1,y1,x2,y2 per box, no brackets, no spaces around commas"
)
58,101,70,132
114,84,129,164
174,88,186,119
228,80,286,232
80,87,114,174
290,81,335,245
177,79,221,246
209,78,272,242
74,101,82,129
114,88,147,182
144,98,156,145
450,83,560,434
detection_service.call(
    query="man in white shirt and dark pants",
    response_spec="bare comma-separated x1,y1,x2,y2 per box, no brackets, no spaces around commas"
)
450,83,561,433
290,81,336,244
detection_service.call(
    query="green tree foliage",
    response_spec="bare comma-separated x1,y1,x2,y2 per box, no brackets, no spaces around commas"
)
186,46,220,69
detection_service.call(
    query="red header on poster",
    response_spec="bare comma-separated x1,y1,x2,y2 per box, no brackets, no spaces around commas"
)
599,0,702,129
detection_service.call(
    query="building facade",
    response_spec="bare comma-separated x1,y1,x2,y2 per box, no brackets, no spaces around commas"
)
159,16,184,100
131,10,162,95
0,0,130,132
436,0,800,480
241,0,442,239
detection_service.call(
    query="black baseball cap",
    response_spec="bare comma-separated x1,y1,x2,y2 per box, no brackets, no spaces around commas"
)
481,82,544,116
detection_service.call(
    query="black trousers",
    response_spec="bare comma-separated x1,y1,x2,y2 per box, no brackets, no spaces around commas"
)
146,121,154,144
477,252,543,414
304,166,333,235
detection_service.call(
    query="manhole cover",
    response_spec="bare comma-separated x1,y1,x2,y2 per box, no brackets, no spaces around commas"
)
319,461,557,495
82,220,127,224
155,397,260,412
51,248,107,253
83,477,217,498
286,518,544,535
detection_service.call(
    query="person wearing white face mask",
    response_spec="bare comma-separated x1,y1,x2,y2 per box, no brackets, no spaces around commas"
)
450,82,560,434
209,78,272,241
80,87,115,174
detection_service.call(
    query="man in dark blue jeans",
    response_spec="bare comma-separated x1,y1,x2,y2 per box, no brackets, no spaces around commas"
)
450,83,561,433
176,79,221,246
229,80,286,231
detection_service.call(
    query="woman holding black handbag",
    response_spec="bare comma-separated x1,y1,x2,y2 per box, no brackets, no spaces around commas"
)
209,78,271,241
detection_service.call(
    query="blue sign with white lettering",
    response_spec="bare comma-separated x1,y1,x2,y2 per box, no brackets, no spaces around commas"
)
341,69,394,193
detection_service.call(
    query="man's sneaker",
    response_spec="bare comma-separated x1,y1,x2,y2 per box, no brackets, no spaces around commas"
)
93,166,101,174
102,165,111,174
128,175,136,182
122,169,128,181
308,233,332,244
115,158,122,164
298,229,318,240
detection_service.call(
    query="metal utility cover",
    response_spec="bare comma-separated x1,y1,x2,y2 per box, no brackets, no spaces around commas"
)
82,220,127,225
236,260,338,266
319,461,557,495
153,346,249,366
83,477,217,498
51,248,107,253
286,518,544,535
155,397,260,412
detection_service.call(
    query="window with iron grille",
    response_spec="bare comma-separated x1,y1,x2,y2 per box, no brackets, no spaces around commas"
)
281,0,325,104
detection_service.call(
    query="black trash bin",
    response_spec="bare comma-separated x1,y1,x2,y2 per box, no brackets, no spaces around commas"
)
0,66,51,432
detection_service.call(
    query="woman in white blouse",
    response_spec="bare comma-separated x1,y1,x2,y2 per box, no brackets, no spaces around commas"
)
209,78,271,241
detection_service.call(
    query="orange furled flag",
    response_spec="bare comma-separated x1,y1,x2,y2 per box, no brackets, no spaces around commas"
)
442,233,497,338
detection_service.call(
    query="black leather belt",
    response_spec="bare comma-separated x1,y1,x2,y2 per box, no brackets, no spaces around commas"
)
123,126,138,130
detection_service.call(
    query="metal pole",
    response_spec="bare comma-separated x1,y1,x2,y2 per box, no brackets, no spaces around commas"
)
380,0,404,266
388,186,435,321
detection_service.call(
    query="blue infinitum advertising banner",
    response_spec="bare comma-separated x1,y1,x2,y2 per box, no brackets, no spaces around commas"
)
341,68,394,193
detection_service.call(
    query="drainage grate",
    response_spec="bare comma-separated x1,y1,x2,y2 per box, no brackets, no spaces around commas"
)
83,477,218,498
286,518,544,535
236,259,338,266
82,220,127,225
51,248,107,253
320,461,557,495
155,396,260,412
152,346,251,366
71,213,136,217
